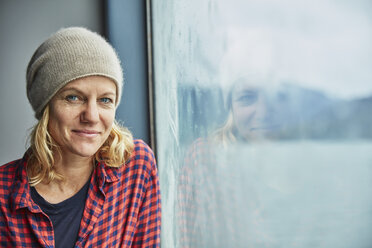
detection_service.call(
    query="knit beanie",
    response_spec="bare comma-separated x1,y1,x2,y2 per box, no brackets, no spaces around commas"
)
26,27,123,120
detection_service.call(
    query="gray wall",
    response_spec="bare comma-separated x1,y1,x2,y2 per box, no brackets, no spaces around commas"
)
107,0,150,145
0,0,103,165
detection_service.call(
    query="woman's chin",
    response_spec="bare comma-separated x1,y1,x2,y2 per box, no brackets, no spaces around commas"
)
60,145,100,159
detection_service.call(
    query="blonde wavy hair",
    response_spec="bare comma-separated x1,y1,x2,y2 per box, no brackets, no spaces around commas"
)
27,105,134,186
211,112,237,146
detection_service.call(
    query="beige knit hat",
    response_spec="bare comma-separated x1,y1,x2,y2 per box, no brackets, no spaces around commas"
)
27,27,123,119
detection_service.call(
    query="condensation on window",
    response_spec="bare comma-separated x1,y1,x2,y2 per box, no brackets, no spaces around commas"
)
152,0,372,247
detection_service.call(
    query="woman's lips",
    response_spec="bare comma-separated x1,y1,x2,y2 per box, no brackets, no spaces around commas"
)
72,129,100,138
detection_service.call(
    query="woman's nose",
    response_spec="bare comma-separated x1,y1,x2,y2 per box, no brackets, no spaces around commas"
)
260,94,279,127
81,101,99,123
255,97,267,119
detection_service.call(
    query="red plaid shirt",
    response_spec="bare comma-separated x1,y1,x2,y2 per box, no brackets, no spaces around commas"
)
0,139,161,248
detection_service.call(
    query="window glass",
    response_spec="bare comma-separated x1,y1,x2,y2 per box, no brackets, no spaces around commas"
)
152,0,372,247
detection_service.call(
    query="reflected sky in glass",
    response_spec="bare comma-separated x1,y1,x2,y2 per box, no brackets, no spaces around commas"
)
218,0,372,100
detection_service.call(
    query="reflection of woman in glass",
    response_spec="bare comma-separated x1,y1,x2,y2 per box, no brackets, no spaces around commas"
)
178,76,276,247
178,32,282,246
178,71,285,247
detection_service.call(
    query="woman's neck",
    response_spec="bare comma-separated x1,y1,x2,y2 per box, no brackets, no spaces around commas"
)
34,155,94,204
54,154,94,181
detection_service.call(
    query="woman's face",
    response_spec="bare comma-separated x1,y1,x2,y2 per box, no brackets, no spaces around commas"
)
231,82,270,140
48,76,117,159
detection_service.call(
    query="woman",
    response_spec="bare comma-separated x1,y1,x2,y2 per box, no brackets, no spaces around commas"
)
178,75,280,247
0,27,161,247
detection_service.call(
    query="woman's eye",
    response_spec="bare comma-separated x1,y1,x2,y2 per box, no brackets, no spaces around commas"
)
100,97,113,104
66,95,79,102
237,93,258,106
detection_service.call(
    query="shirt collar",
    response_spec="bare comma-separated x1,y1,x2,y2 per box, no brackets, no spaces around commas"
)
10,153,123,211
10,153,40,212
96,161,121,184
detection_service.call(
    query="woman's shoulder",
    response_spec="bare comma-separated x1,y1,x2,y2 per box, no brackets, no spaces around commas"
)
125,139,156,172
131,139,155,159
133,139,154,154
0,158,24,174
0,158,25,189
184,137,216,159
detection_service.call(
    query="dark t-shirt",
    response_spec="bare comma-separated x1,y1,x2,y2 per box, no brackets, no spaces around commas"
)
31,179,90,248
